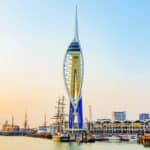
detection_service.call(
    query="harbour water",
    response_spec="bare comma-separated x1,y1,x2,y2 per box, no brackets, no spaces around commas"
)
0,136,147,150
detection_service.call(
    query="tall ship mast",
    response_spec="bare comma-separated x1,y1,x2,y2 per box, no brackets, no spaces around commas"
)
52,96,66,133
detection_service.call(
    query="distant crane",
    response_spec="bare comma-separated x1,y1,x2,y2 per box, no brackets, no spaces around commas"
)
11,115,14,128
24,112,28,129
44,113,47,127
85,105,93,133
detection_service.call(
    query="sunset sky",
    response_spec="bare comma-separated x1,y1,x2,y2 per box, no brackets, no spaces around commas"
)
0,0,150,127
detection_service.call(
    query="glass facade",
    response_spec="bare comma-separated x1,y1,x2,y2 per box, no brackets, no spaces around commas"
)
113,112,126,121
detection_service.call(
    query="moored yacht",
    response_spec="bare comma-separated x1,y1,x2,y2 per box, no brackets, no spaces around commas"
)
129,135,138,142
107,136,121,141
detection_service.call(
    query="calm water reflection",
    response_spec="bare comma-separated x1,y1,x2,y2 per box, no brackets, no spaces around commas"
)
0,136,147,150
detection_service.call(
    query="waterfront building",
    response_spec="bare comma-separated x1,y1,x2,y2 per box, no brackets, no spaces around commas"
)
93,119,146,136
145,120,150,133
139,113,150,121
63,7,84,129
112,111,126,122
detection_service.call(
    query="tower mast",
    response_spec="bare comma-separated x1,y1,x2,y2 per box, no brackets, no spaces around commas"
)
73,6,79,42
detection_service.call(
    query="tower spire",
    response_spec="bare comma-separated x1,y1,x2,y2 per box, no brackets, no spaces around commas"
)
73,6,79,42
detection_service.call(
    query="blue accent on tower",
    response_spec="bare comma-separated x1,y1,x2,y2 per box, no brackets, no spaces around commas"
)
69,97,83,129
68,41,81,52
69,102,74,128
77,96,83,128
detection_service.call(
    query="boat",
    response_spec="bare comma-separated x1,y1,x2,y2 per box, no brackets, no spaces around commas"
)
26,131,52,139
94,135,109,141
87,136,95,143
1,131,26,136
60,133,70,142
119,135,138,142
120,135,130,142
52,96,67,142
75,135,82,144
52,133,61,142
53,132,71,142
107,136,121,141
129,135,137,142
